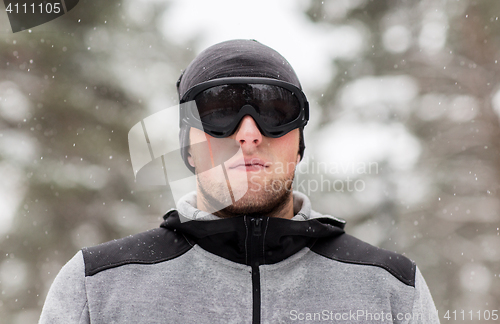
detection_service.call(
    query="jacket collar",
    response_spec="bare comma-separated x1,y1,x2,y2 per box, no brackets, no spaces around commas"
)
161,192,346,266
176,190,345,223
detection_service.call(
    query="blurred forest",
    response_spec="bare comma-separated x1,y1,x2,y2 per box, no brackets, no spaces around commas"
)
0,0,499,323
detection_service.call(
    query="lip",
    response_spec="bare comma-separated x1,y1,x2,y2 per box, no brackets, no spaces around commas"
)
228,157,271,171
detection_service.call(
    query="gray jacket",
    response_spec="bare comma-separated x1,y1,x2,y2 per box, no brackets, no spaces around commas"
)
39,192,439,323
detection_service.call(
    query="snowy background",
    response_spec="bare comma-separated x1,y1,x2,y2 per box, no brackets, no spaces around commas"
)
1,0,499,322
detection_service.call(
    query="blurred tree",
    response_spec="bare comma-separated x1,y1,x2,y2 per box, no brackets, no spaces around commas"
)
305,0,500,317
0,0,192,322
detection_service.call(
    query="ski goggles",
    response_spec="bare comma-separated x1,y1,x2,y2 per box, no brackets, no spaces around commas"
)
179,77,309,138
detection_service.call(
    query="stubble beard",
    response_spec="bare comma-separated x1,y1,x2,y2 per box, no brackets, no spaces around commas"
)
197,169,295,218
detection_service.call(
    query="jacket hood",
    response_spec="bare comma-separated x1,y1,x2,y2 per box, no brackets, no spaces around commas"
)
161,210,345,266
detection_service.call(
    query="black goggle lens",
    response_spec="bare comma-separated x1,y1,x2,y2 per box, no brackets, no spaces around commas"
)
193,84,302,128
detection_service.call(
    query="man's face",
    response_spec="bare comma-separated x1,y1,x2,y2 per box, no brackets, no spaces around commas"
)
188,115,300,218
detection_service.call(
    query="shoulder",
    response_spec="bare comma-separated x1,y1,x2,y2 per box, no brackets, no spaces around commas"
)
39,251,88,323
82,226,192,276
310,232,416,287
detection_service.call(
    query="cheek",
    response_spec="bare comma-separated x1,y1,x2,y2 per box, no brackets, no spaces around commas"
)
271,129,300,161
188,128,209,167
189,127,209,146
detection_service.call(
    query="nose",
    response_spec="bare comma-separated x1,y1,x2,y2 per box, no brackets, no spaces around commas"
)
234,115,263,148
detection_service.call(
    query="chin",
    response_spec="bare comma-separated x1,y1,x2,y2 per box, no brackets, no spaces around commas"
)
223,187,293,217
198,170,295,217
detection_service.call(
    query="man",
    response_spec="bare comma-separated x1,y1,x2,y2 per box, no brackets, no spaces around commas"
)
39,39,439,323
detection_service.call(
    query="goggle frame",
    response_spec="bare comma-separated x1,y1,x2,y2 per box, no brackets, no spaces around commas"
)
179,77,309,138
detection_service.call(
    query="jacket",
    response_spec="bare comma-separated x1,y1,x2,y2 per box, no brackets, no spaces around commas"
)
39,192,439,323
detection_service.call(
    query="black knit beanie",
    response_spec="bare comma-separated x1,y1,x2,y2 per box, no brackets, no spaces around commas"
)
177,39,306,173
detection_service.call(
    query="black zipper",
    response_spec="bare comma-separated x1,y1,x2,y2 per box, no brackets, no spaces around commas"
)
249,217,264,324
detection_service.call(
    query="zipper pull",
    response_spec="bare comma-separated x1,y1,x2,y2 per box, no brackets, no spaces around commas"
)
252,218,262,236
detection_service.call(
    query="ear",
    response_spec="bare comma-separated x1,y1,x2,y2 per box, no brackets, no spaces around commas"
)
187,148,195,168
296,154,301,164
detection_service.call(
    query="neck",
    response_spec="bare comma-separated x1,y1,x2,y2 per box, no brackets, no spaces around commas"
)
197,190,295,220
